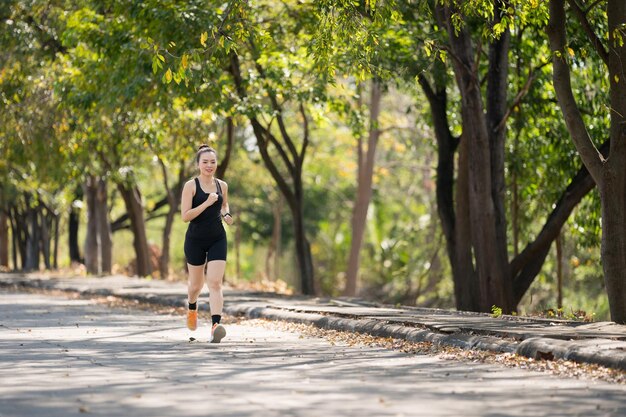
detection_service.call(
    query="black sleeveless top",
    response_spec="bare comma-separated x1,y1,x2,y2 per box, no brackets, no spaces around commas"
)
186,178,225,240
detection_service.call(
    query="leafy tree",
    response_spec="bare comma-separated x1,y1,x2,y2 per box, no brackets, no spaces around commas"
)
144,0,331,293
547,0,626,323
312,0,606,313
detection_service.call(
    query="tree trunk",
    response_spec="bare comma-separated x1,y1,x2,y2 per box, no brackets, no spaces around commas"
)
266,195,282,280
84,175,100,274
600,174,626,322
40,209,51,270
160,199,176,280
216,117,234,179
556,233,563,309
455,129,480,310
418,72,481,311
24,196,39,272
117,182,152,277
466,108,510,313
69,187,82,263
548,0,626,323
487,0,513,309
8,205,24,270
511,130,520,258
95,177,112,274
0,211,8,268
53,214,59,269
235,222,242,281
344,79,383,296
159,161,185,279
292,208,315,294
601,0,626,323
444,4,511,313
10,210,19,270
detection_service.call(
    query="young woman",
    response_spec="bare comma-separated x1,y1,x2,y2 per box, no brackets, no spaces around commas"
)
180,145,233,342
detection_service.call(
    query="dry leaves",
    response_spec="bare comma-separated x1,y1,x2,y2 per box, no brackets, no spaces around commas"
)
248,318,626,385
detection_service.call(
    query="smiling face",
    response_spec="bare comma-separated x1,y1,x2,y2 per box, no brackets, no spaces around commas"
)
197,150,218,176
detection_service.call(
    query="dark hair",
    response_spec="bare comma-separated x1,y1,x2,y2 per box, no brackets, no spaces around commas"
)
196,144,217,163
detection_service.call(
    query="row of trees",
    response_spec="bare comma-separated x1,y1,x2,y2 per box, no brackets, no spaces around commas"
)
1,1,624,322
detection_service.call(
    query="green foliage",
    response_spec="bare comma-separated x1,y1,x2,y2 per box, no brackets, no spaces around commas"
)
0,0,611,313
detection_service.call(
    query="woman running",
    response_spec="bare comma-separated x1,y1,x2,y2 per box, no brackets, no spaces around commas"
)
181,145,233,342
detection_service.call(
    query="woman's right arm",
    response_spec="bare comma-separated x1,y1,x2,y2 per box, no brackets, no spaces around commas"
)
181,181,205,223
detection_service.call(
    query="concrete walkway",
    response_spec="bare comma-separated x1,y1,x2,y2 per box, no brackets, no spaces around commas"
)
1,273,626,371
1,289,626,417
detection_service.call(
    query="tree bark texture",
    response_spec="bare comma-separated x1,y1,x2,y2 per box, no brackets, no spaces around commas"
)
159,161,186,279
53,215,59,269
69,187,82,263
602,0,626,323
418,72,481,311
24,195,40,272
83,175,99,274
8,205,25,270
0,211,8,268
96,177,113,274
556,233,563,309
117,182,152,277
486,0,513,309
444,4,511,312
267,195,282,280
216,117,234,180
344,79,383,296
40,208,51,270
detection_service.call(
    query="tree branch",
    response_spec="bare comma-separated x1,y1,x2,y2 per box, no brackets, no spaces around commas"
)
547,0,604,184
566,0,609,65
299,102,309,165
23,15,67,56
216,117,234,179
496,61,551,132
511,139,609,304
230,51,297,178
249,38,301,166
250,118,297,210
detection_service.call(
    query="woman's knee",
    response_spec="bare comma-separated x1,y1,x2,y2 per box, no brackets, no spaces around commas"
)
188,279,204,294
206,277,222,292
187,265,205,294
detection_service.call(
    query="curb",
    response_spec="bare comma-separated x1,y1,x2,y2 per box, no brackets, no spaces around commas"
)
223,304,518,354
3,276,626,372
224,304,626,371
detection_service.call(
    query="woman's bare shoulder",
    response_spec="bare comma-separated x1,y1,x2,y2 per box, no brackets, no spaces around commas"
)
183,178,197,192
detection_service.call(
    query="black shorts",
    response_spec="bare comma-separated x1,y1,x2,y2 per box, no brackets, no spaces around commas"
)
184,234,227,265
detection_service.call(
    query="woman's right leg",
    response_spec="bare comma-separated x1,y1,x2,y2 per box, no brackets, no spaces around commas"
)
186,264,205,330
187,264,206,304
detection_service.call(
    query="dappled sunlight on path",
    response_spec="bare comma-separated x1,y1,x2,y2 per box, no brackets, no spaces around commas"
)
1,290,625,417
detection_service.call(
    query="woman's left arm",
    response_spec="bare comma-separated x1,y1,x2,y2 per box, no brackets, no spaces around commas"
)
220,181,234,225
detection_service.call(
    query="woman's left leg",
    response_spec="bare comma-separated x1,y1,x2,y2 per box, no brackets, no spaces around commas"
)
205,260,226,316
205,260,226,342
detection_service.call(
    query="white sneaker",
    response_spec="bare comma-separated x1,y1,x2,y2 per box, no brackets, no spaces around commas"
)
210,323,226,343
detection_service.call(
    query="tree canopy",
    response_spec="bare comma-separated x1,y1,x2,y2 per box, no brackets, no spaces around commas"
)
1,0,621,322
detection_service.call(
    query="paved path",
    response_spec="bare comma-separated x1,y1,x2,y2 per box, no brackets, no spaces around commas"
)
1,289,625,417
2,274,625,370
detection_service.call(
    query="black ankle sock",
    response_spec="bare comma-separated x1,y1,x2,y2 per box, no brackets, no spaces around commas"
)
212,315,221,325
188,302,197,311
